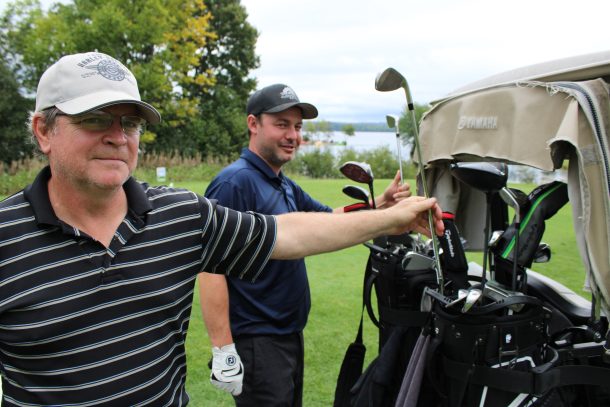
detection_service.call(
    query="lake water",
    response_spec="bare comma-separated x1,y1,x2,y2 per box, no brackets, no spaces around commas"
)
298,131,565,184
299,131,406,156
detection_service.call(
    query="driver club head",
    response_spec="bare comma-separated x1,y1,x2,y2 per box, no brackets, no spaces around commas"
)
450,162,508,194
339,161,374,184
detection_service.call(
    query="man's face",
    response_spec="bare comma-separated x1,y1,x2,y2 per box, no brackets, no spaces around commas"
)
248,107,303,173
40,104,142,193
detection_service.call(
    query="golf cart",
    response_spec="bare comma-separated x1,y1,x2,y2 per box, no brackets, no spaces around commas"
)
336,51,610,407
418,50,610,407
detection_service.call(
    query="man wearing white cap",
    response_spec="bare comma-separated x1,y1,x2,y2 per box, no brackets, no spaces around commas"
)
0,51,443,405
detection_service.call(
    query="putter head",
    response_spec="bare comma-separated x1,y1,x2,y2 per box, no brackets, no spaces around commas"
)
375,67,405,92
339,161,374,184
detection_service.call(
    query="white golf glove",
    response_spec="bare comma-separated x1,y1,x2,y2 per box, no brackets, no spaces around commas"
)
210,343,244,396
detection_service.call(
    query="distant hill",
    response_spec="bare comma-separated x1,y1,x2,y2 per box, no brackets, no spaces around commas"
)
329,122,392,132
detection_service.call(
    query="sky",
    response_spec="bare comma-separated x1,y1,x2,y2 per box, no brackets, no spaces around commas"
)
5,0,610,123
239,0,610,122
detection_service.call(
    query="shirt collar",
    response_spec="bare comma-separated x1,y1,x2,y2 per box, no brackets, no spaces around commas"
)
23,166,152,227
240,148,285,185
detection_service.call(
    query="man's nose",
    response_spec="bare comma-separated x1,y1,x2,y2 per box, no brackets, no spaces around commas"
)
286,126,300,139
103,119,128,145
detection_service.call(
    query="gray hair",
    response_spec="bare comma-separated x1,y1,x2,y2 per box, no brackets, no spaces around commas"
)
28,107,62,154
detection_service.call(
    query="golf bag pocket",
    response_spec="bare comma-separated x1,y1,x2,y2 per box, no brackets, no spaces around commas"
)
368,251,436,317
427,303,554,406
365,249,436,348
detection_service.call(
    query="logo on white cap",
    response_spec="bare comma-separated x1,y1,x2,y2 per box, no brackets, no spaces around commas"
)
83,58,126,82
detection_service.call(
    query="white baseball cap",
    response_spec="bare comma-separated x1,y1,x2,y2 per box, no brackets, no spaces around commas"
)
35,52,161,124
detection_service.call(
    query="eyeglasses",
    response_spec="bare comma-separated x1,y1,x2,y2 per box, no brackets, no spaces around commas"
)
59,110,147,136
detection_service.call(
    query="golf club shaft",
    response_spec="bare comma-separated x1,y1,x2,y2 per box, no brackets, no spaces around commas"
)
408,105,444,294
396,133,404,184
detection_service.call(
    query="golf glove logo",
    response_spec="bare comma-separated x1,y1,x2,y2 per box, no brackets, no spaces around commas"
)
211,343,244,396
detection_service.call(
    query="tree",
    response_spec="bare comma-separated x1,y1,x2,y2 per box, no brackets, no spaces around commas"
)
341,123,355,136
0,57,33,164
303,120,332,142
1,0,217,152
179,0,260,159
399,102,429,157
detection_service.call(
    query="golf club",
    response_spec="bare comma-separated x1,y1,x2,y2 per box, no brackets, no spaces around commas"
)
446,288,469,307
385,114,404,184
402,251,435,271
375,67,444,294
461,287,482,313
500,187,522,291
339,161,376,209
483,280,526,313
533,242,551,263
342,185,371,208
450,162,508,292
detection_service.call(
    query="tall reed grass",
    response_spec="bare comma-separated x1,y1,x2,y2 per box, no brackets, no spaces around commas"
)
0,153,229,196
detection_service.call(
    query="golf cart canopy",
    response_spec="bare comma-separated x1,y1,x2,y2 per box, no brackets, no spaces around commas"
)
418,50,610,316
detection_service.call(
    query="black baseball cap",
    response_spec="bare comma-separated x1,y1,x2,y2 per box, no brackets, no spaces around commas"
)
246,84,318,119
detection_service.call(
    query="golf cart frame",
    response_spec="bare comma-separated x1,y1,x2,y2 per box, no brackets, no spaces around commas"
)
419,50,610,325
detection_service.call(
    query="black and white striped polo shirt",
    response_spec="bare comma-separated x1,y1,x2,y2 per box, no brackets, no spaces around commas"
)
0,167,276,406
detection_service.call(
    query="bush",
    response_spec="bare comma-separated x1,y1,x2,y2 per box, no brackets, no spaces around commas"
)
285,149,336,178
285,146,412,179
0,157,47,196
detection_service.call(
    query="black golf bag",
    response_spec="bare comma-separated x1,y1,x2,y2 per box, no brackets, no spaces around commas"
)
335,217,471,407
334,235,438,407
492,181,569,290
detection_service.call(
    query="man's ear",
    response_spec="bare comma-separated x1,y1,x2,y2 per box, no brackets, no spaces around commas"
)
246,114,258,135
32,114,52,154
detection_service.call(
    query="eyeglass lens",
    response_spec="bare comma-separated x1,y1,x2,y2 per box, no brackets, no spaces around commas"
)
68,111,146,135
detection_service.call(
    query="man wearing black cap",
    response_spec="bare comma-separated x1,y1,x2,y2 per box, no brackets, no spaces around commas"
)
199,84,412,406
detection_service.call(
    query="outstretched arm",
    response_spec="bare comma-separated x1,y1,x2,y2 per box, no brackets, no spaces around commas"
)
273,196,443,259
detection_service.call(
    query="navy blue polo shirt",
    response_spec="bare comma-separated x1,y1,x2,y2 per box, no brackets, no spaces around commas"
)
205,148,333,336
